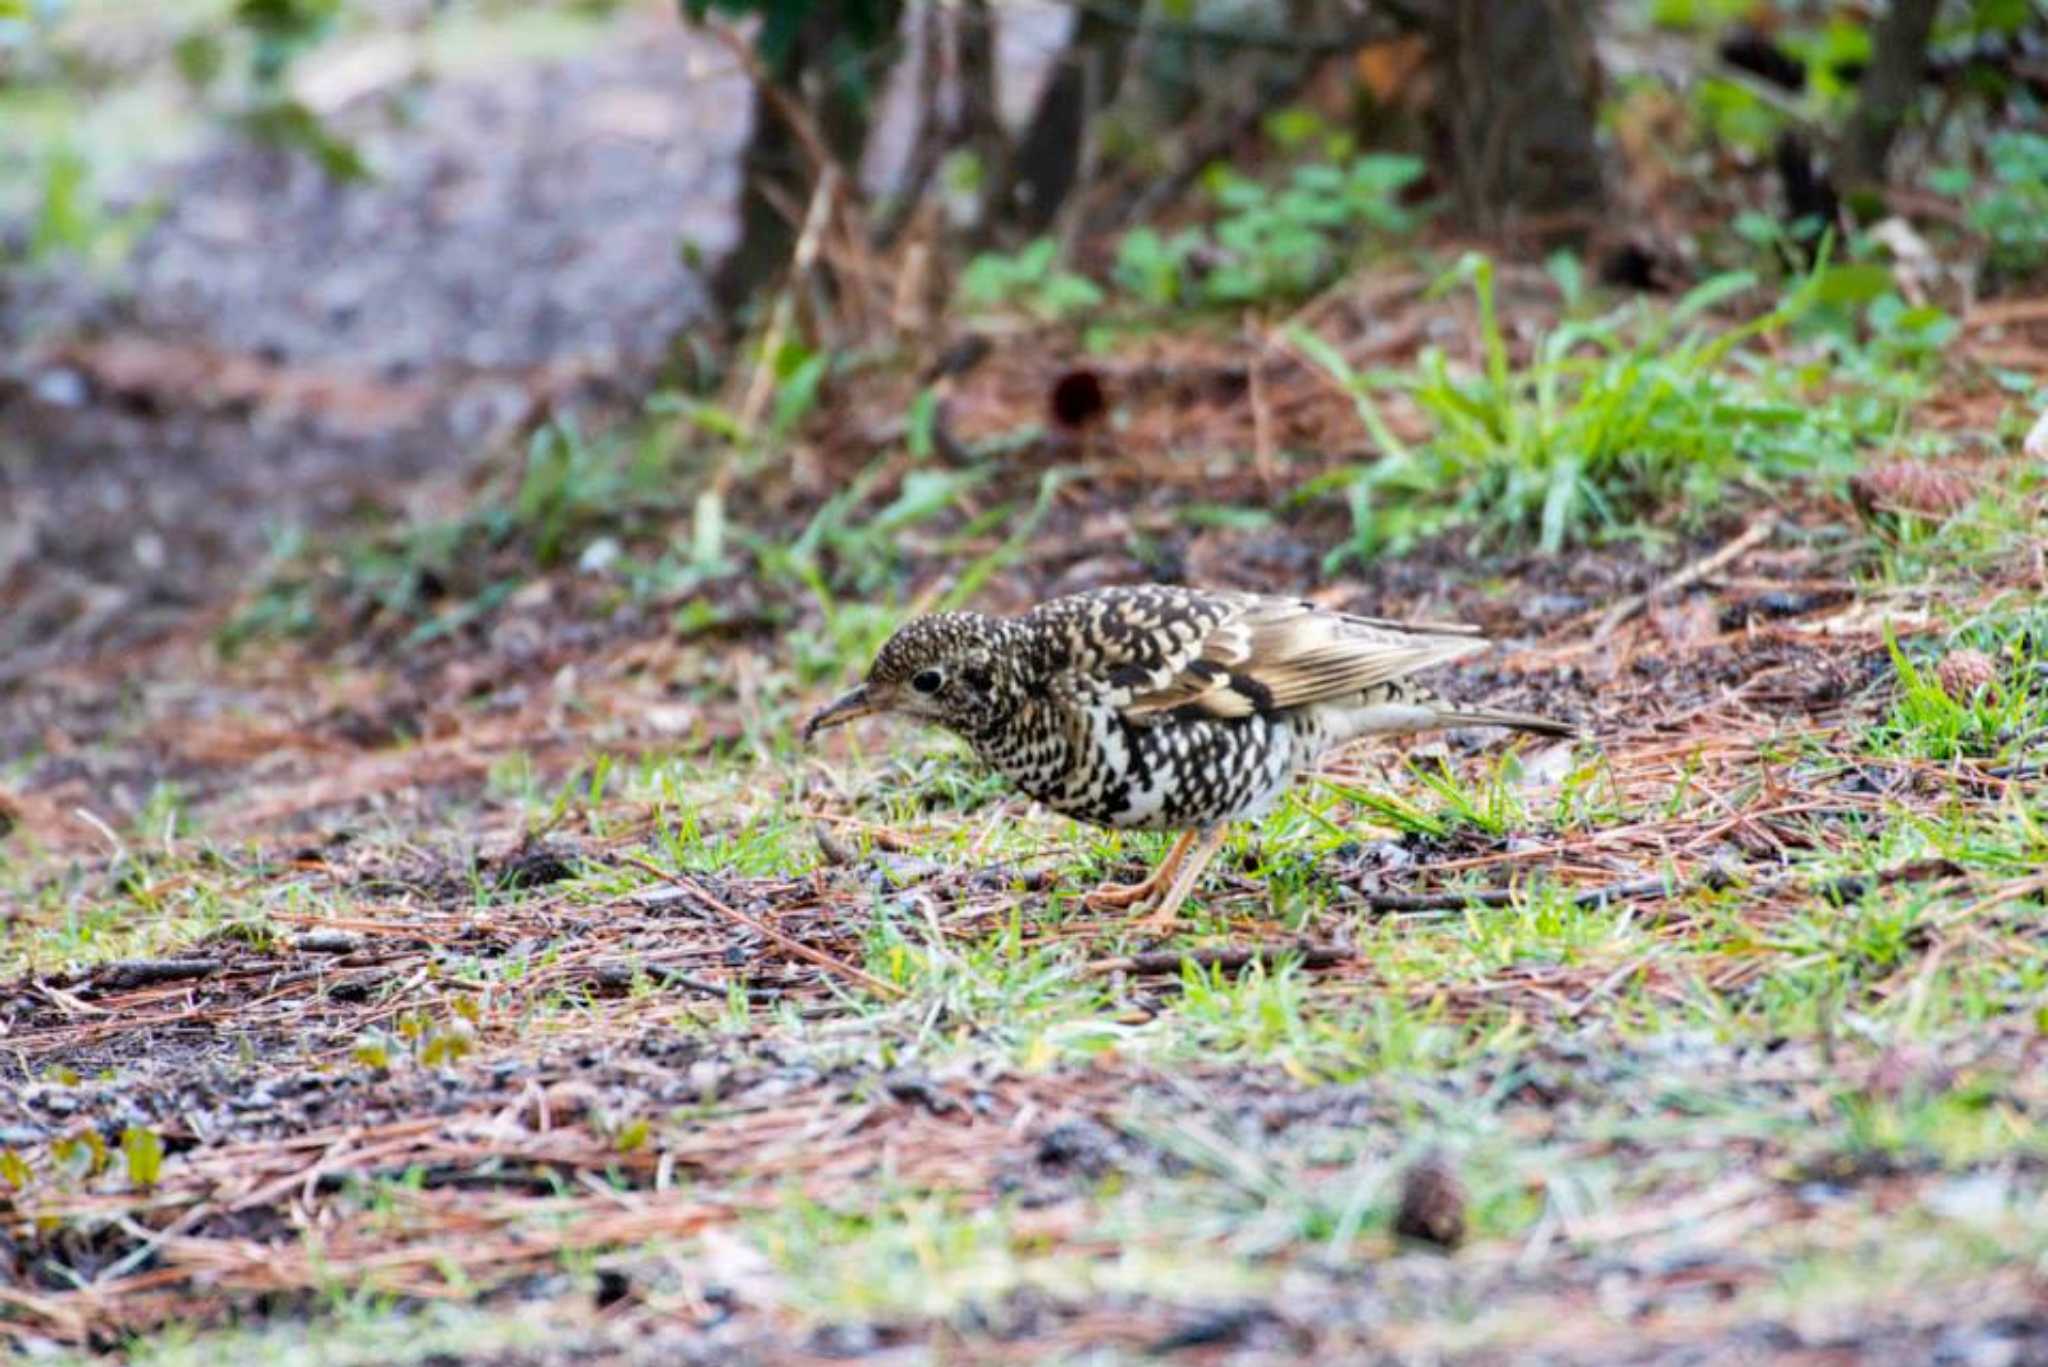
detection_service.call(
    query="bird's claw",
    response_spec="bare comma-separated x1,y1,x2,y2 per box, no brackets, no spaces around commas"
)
1083,879,1159,912
1128,907,1181,936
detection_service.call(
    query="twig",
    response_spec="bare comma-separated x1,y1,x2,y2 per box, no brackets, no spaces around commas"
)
580,962,782,1001
1587,521,1776,642
1085,941,1353,978
616,855,904,1000
1358,859,1963,915
733,164,842,445
813,822,858,867
1964,297,2048,329
82,959,223,991
1804,858,1965,905
701,20,836,179
1247,314,1277,495
1357,875,1682,913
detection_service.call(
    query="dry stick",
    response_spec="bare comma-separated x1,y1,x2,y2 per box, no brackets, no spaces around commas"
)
579,960,784,1001
1358,873,1687,913
1247,313,1278,495
1086,941,1353,979
616,854,904,1001
702,20,836,179
1053,41,1105,261
80,959,222,991
1586,519,1776,643
1359,858,1964,916
733,164,842,444
1966,297,2048,328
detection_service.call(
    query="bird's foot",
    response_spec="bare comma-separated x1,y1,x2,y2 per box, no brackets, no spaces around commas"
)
1128,904,1183,936
1083,831,1199,914
1121,827,1224,936
1083,878,1163,912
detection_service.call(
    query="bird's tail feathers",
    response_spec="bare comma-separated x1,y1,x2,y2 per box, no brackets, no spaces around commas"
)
1431,708,1577,738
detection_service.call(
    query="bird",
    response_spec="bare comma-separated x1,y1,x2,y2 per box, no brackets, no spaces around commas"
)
802,585,1574,931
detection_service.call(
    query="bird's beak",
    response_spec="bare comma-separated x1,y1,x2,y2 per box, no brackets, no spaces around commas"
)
802,684,879,742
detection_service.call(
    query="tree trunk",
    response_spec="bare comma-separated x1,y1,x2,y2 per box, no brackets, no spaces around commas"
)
707,1,905,321
711,77,808,320
872,2,950,248
1419,0,1605,234
956,0,1009,237
1838,0,1939,191
994,4,1134,236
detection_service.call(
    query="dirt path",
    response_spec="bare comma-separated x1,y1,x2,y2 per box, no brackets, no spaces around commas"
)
0,7,746,679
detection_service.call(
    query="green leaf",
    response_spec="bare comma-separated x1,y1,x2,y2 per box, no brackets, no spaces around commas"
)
1670,271,1758,324
240,100,370,181
1812,263,1895,306
1926,166,1973,197
906,387,939,461
770,352,829,437
679,402,744,441
122,1127,165,1189
1263,106,1325,150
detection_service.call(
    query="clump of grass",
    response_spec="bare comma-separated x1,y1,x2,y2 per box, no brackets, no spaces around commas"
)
960,144,1424,322
1866,612,2046,764
220,415,695,652
1297,253,1884,560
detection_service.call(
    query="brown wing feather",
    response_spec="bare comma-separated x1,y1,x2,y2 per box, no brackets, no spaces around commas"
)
1120,595,1488,721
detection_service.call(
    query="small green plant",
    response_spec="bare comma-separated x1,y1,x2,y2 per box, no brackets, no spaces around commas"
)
122,1126,166,1189
1935,133,2048,278
1297,253,1873,560
1191,155,1422,305
1112,225,1204,308
968,151,1423,319
1,140,160,271
958,238,1106,322
1870,621,2043,764
221,412,690,650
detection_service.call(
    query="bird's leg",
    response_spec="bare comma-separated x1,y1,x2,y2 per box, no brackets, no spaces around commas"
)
1083,830,1196,912
1130,825,1228,934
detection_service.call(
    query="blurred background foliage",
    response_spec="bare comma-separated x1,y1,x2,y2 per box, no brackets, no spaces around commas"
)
4,0,2047,640
6,0,2046,296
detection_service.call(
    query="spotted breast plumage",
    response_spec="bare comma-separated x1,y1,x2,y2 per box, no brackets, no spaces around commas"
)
803,585,1574,929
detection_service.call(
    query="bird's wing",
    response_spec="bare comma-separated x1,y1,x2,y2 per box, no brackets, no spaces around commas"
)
1034,588,1488,722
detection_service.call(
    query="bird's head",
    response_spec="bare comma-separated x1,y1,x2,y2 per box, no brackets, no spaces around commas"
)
802,612,1005,742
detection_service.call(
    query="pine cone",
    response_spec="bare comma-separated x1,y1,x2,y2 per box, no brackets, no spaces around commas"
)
1393,1150,1467,1250
1850,460,1975,520
1934,649,1999,703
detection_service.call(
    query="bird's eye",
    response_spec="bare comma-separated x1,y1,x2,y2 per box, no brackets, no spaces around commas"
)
911,668,944,695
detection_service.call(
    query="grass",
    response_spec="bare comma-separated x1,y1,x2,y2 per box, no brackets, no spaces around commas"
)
6,0,2047,1354
8,205,2048,1366
1294,251,1917,560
